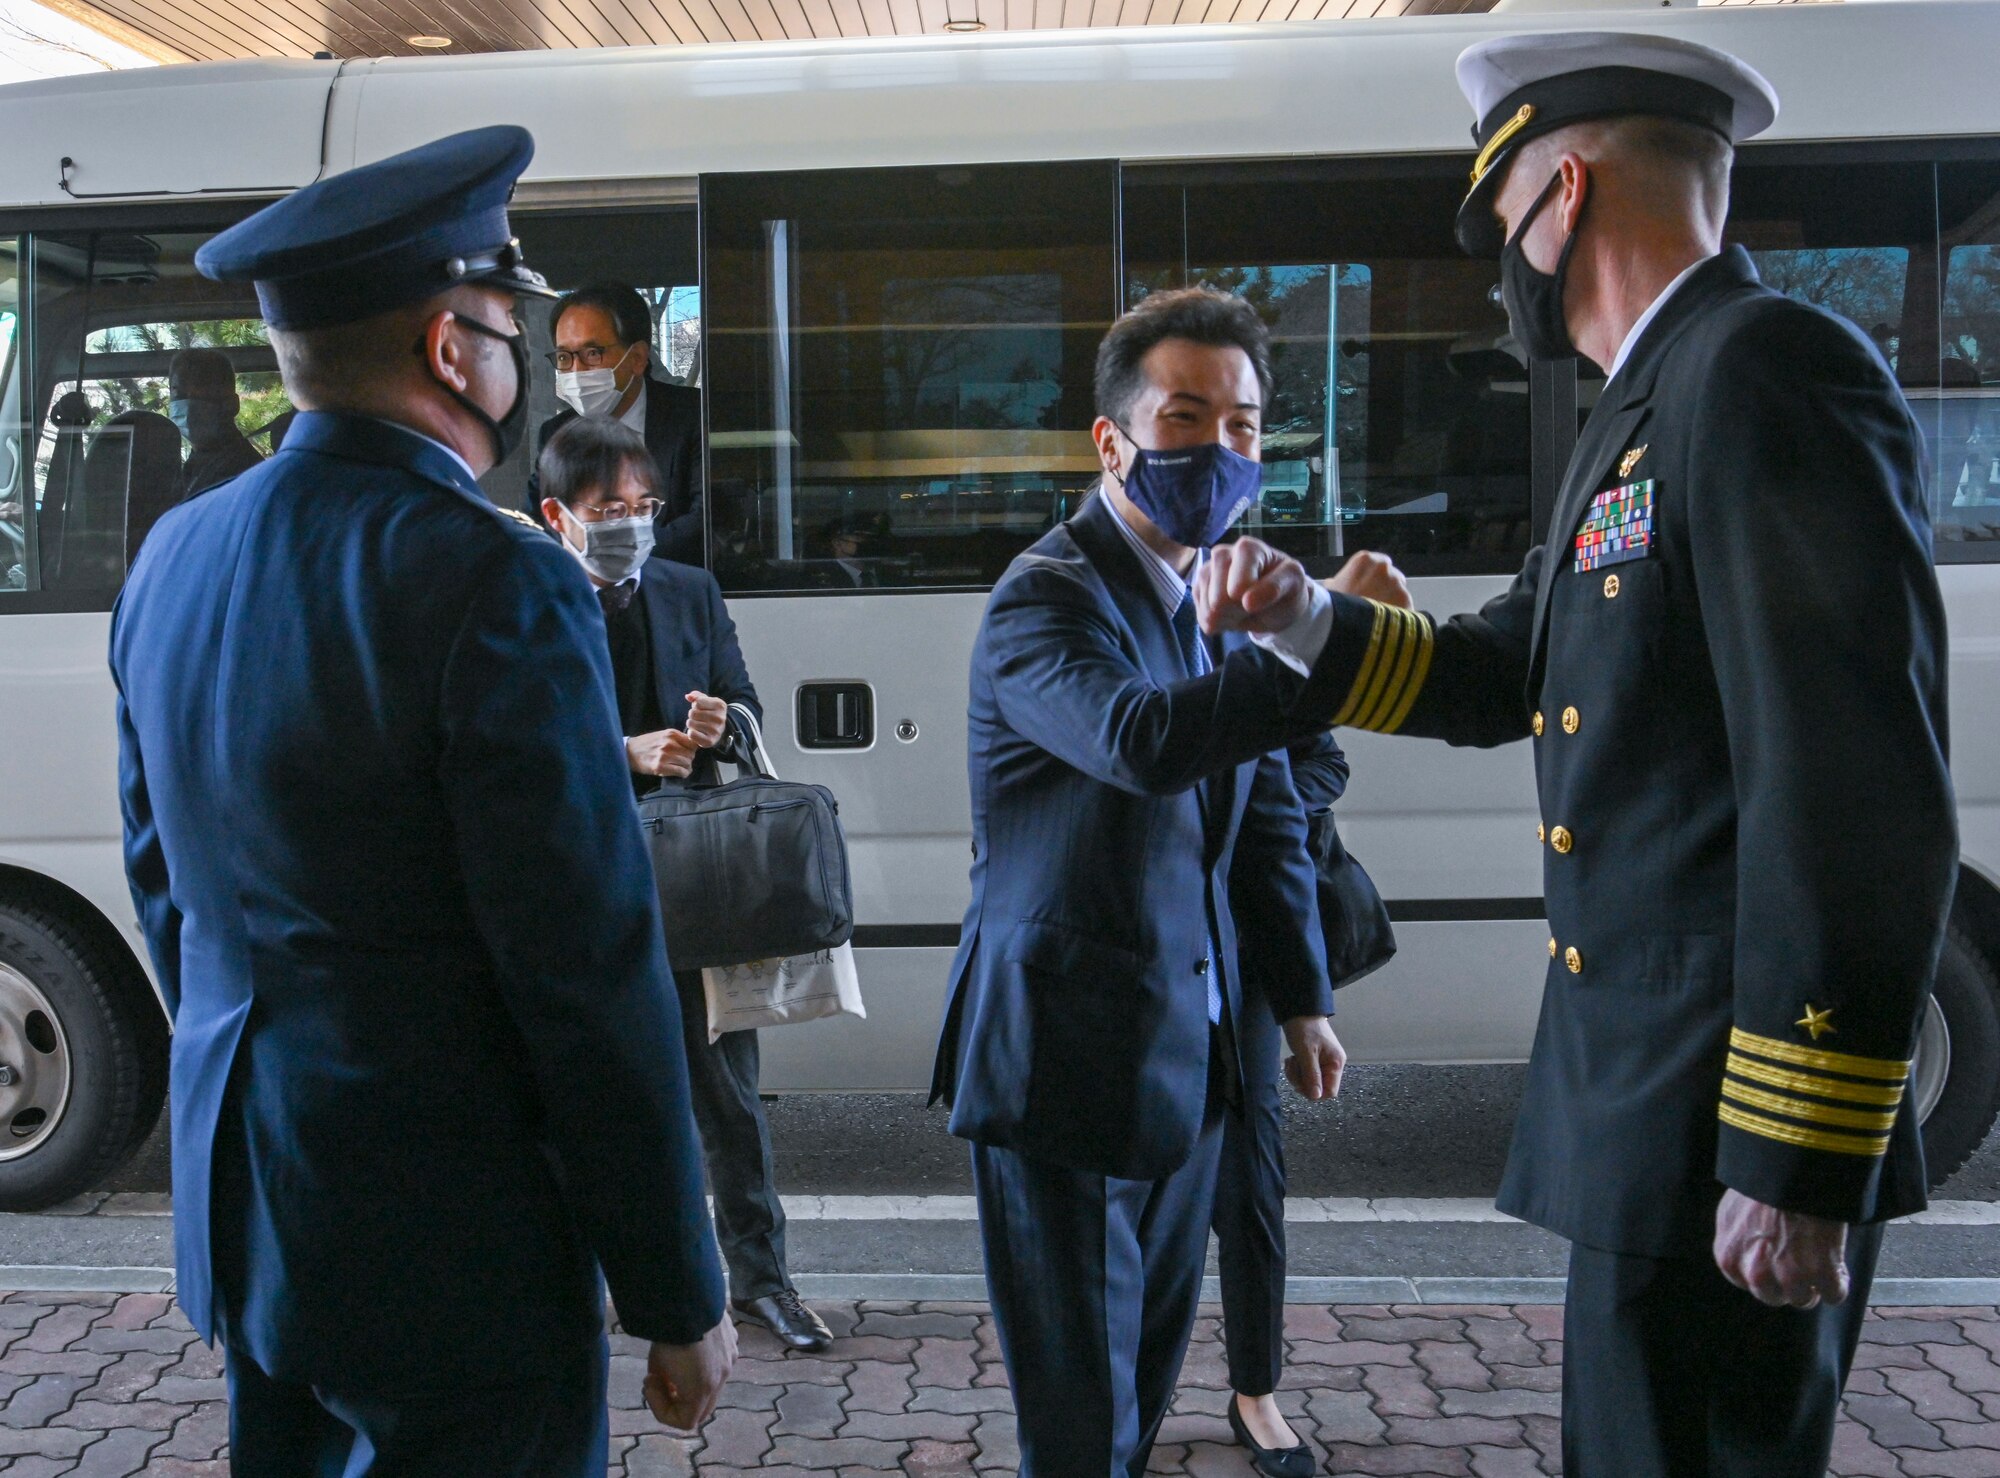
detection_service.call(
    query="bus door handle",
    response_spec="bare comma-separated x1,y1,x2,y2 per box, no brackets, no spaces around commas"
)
796,682,873,750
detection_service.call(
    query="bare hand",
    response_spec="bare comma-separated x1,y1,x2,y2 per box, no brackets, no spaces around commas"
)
1324,551,1411,609
627,729,699,779
643,1315,737,1431
1195,538,1314,636
1281,1015,1347,1101
1713,1189,1850,1309
684,691,729,749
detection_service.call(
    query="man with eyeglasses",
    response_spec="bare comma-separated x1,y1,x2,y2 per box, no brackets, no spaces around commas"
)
527,283,705,564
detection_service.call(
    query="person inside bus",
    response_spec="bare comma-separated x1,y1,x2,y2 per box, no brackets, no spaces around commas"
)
527,284,704,564
166,347,262,500
1217,728,1394,1475
537,416,836,1355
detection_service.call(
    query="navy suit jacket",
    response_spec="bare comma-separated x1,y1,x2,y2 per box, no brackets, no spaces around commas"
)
110,412,724,1393
634,557,760,789
930,493,1335,1182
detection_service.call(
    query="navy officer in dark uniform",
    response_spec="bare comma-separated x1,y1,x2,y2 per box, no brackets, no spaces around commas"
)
1197,32,1956,1478
111,125,734,1474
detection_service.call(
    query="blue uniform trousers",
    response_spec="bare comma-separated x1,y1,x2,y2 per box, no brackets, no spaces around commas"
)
972,1073,1226,1478
1212,990,1286,1397
1562,1221,1885,1477
224,1334,608,1478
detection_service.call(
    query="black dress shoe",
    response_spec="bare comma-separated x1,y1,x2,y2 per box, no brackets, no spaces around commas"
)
1227,1397,1316,1478
733,1290,833,1352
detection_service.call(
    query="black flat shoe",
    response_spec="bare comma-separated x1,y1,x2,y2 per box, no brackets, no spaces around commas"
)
1227,1397,1316,1478
733,1290,833,1352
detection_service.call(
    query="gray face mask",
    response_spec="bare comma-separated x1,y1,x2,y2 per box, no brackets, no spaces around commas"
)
564,510,655,584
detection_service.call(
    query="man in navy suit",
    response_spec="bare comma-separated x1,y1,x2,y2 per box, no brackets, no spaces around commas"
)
931,288,1397,1477
537,415,835,1353
111,126,733,1475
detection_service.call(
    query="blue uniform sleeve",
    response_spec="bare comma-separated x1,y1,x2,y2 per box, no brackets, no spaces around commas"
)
436,534,726,1344
1228,746,1335,1024
984,559,1325,795
112,663,182,1018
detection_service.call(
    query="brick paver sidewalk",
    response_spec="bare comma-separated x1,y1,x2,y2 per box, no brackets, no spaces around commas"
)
2,1293,1996,1475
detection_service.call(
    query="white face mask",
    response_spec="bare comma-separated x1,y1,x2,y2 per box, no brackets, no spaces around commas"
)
554,344,638,419
563,506,655,584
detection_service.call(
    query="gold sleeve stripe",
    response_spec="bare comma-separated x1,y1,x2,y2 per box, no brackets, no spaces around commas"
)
1343,608,1408,731
1725,1053,1905,1108
1729,1027,1911,1083
1330,603,1390,728
1351,609,1421,731
1334,604,1436,734
1379,612,1437,735
1718,1102,1891,1158
1721,1079,1900,1133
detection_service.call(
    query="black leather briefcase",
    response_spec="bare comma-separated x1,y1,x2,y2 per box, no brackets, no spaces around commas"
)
636,707,854,973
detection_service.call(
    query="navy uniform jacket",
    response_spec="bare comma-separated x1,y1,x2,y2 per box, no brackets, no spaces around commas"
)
111,412,725,1392
930,492,1335,1183
531,377,704,564
632,557,760,789
1293,248,1956,1255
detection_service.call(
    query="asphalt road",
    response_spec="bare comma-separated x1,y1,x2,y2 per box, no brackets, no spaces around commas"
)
99,1063,2000,1201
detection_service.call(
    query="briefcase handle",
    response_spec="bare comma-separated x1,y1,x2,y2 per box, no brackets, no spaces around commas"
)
726,702,780,780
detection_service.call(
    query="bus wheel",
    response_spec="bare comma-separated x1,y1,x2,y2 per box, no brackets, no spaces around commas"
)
1916,922,2000,1188
0,899,166,1212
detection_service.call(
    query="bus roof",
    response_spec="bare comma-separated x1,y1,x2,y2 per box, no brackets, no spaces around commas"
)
0,0,1995,210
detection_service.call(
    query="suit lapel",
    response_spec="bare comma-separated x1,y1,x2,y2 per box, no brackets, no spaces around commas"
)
1526,249,1759,680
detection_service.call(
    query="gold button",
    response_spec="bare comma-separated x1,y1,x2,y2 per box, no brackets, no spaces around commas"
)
1550,825,1573,854
1604,574,1621,599
1536,822,1546,844
1562,706,1580,735
1565,946,1583,974
1548,936,1558,958
1533,711,1545,736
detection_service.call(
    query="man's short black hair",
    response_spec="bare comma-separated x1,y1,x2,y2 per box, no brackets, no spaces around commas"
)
169,347,238,401
537,417,661,511
1093,287,1273,425
551,283,654,351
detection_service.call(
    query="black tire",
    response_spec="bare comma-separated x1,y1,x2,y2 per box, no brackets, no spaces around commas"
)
0,898,167,1211
1919,922,2000,1187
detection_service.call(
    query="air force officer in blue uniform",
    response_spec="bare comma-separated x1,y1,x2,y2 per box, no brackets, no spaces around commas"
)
110,127,734,1474
931,288,1402,1478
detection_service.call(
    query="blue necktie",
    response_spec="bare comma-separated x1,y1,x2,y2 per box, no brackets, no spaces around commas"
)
1174,591,1223,1026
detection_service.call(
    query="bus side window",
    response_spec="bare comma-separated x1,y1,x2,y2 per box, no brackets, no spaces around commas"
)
1937,160,2000,554
1124,162,1529,581
5,226,281,609
701,161,1119,595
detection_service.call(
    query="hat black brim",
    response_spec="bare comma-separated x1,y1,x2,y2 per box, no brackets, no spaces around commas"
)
1457,158,1510,260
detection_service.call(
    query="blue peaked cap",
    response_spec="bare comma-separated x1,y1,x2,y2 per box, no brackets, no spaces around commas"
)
195,124,557,331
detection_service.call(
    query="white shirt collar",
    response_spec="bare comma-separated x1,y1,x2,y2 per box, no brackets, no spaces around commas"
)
1098,484,1197,614
619,378,648,433
1607,254,1714,381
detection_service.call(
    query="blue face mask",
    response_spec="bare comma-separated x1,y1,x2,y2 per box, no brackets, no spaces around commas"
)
1112,429,1263,549
167,399,192,439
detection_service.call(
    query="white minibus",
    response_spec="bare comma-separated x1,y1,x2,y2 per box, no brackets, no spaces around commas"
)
1,0,1996,1210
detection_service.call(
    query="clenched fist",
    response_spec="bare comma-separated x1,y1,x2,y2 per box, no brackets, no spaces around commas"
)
1325,551,1411,609
684,691,729,749
1194,538,1316,635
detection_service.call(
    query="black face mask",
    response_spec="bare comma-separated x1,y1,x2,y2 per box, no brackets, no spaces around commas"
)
1499,172,1585,363
423,311,530,467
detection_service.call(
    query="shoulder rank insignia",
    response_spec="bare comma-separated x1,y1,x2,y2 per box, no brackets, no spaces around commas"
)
1573,480,1655,573
497,507,541,530
1796,1003,1836,1041
1618,445,1648,479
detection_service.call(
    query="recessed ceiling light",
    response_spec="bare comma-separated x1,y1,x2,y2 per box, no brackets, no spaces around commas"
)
407,33,453,46
943,16,984,29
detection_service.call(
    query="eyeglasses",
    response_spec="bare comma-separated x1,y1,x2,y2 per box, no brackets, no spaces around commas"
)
546,344,629,372
566,499,662,524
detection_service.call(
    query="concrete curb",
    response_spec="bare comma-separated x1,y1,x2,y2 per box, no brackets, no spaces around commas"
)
6,1267,1996,1306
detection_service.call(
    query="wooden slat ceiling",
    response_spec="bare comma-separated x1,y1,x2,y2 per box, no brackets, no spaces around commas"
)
56,0,1814,67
